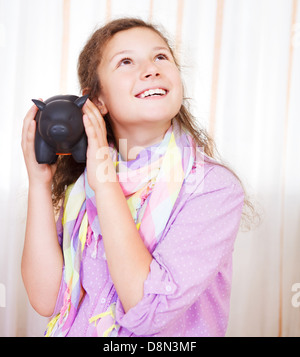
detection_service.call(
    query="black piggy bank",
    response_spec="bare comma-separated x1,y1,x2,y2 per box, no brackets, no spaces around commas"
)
32,94,88,164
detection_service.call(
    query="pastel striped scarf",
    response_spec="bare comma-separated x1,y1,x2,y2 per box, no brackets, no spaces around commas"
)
45,121,196,337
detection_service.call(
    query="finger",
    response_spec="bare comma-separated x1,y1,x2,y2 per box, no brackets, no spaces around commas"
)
83,114,99,153
83,100,102,127
83,99,107,135
21,104,38,147
22,105,38,138
83,102,107,145
21,107,37,153
83,99,101,117
25,120,37,161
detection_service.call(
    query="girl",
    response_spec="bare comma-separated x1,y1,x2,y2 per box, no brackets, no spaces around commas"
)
21,18,247,337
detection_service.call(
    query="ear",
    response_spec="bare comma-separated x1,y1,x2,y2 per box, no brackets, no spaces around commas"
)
74,94,89,108
32,99,46,111
95,96,108,115
82,88,90,96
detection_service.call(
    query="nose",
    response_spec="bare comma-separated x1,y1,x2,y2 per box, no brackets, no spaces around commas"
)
141,61,160,80
49,124,69,139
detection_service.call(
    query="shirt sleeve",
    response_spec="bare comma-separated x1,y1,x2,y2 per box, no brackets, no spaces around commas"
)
115,164,245,336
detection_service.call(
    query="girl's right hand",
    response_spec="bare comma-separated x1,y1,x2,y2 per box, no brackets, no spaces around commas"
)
21,102,57,187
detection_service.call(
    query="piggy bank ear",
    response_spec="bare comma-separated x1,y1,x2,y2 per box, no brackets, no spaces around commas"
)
74,94,89,109
32,99,46,111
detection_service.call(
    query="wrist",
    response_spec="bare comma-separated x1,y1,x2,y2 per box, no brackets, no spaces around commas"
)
94,179,119,200
28,179,52,193
92,154,118,192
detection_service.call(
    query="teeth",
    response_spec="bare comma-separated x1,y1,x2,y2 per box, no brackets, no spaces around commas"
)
140,88,166,98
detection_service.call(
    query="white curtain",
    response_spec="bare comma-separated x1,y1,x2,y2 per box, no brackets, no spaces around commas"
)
0,0,299,337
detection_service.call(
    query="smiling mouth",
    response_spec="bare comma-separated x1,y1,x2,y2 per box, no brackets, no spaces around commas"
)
136,88,168,99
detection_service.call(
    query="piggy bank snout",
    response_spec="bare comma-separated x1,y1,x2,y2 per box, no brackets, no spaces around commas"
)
49,124,69,138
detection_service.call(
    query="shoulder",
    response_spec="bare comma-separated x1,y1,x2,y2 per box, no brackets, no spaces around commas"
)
166,157,245,233
184,155,245,200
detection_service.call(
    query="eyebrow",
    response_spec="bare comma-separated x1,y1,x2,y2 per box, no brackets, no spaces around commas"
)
110,50,134,62
109,46,171,62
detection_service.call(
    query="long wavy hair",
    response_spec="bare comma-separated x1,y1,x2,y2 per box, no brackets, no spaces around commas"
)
52,18,258,230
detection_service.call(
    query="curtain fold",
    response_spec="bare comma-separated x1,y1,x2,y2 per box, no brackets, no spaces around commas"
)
0,0,299,336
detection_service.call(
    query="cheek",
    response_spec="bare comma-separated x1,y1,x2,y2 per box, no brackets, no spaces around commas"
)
171,68,184,97
103,93,129,123
101,75,129,106
173,78,184,110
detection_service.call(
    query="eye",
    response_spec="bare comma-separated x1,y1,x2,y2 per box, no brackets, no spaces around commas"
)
155,53,169,61
118,57,133,67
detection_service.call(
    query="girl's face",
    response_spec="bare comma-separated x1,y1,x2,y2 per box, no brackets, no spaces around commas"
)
96,27,183,133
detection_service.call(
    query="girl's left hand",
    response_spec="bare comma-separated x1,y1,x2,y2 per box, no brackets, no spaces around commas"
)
82,99,116,192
